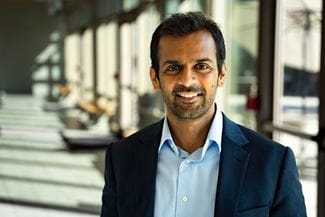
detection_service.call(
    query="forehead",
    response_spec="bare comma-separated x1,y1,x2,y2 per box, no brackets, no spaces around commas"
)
158,30,217,63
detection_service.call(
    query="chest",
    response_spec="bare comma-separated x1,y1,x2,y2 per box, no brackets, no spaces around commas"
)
153,147,220,217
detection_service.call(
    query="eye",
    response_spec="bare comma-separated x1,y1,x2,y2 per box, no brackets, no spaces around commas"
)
165,65,182,74
194,63,212,73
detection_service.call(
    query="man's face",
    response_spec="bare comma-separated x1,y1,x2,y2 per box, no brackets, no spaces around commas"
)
150,30,226,120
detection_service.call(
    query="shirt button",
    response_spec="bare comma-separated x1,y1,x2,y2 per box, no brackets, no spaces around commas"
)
182,196,188,202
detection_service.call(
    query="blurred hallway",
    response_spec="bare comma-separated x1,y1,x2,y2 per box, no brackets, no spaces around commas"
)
0,95,104,216
0,203,96,217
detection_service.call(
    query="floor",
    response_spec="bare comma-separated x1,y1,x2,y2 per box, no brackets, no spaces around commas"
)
0,203,98,217
0,95,103,217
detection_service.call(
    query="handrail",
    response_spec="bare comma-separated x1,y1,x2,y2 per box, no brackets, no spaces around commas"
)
263,122,325,151
263,122,316,140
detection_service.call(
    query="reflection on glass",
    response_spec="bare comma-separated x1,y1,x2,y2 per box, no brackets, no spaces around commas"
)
226,0,259,130
280,0,321,136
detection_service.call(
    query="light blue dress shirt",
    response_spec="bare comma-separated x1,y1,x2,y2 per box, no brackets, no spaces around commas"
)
154,106,223,217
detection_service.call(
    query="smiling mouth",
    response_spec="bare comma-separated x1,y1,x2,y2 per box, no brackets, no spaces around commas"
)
175,92,203,99
175,92,203,104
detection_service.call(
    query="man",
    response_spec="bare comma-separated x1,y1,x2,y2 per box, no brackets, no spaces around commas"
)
101,12,306,217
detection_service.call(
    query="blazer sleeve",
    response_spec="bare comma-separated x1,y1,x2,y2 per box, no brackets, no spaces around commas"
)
270,147,307,217
100,143,118,217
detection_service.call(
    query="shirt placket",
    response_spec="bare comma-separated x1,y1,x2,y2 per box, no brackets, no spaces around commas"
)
175,157,191,217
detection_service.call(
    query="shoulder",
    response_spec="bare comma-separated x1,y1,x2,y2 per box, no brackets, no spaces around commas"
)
231,124,305,214
109,119,163,152
237,124,290,165
105,120,163,169
242,125,284,146
240,125,284,149
222,113,286,155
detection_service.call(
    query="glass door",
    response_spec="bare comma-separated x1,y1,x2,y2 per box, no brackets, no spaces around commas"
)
273,1,323,216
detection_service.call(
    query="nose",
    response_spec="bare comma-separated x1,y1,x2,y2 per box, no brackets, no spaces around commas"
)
177,66,197,87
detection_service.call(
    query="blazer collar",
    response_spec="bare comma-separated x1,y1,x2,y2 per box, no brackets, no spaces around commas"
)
135,119,163,217
222,113,248,146
214,114,250,217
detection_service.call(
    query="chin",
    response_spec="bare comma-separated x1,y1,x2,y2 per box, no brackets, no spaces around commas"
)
172,107,209,120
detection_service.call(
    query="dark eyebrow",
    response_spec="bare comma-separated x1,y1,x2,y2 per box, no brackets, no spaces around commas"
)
162,60,182,67
192,58,214,63
162,58,213,67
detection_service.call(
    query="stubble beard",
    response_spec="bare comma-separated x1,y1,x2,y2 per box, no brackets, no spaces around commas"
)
161,88,217,120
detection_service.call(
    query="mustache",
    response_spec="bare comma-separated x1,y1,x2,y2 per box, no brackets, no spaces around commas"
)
173,85,204,94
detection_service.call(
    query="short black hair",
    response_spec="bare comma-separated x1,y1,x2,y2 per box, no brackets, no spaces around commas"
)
150,12,226,78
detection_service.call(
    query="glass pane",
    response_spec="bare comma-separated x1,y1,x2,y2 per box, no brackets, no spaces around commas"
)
277,0,322,136
226,0,259,130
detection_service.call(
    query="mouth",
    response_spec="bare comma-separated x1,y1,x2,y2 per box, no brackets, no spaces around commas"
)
175,91,203,103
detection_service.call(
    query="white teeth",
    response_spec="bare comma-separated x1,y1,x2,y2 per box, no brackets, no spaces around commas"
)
177,92,199,98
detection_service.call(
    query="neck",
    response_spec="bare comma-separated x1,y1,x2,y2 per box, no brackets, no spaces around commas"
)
166,105,216,154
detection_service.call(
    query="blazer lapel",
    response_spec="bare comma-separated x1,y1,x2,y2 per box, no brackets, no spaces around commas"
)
134,120,163,217
214,115,250,217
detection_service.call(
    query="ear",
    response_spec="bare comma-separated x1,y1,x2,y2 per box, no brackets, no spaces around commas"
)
150,67,161,90
217,63,226,87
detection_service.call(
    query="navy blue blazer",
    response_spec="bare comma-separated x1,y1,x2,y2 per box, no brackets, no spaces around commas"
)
101,114,306,217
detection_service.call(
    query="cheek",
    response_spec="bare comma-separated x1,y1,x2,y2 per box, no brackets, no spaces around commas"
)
201,77,218,89
203,81,218,95
160,78,174,89
201,73,218,84
159,82,171,95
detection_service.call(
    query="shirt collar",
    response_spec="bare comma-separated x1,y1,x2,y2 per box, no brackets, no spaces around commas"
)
158,115,176,154
158,104,223,156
